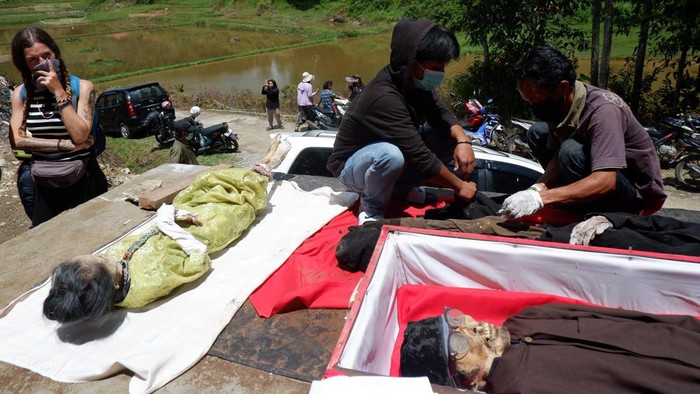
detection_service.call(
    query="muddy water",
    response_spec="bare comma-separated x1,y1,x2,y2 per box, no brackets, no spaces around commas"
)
102,34,476,93
0,21,660,97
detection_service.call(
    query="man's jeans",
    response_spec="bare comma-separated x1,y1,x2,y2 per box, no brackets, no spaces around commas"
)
338,124,455,217
527,122,643,214
338,142,405,217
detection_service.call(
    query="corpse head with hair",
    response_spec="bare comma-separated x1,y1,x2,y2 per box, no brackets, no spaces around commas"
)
411,24,460,92
400,307,510,391
514,45,576,123
43,254,127,324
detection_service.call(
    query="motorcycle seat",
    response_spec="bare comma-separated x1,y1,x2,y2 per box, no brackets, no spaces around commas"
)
200,123,226,136
315,106,336,116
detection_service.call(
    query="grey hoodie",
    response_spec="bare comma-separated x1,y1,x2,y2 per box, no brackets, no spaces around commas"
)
326,18,459,178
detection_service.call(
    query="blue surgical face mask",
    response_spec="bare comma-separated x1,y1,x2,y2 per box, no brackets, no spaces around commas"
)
413,63,445,91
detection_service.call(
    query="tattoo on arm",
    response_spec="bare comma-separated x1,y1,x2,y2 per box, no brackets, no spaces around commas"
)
82,88,96,122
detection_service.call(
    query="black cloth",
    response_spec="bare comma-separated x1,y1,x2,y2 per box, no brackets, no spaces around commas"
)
424,192,504,220
488,303,700,394
400,316,450,386
540,211,700,256
261,86,280,109
335,199,543,273
326,18,460,179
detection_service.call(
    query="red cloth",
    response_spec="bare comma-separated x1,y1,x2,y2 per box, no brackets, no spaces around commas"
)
249,202,443,317
388,286,595,376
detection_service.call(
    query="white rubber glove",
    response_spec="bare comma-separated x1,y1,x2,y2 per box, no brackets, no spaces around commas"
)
499,189,543,219
570,215,613,246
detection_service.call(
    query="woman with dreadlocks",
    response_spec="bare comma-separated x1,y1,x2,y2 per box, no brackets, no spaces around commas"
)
9,27,107,226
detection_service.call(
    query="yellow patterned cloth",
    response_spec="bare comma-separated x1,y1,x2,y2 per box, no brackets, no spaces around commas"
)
112,168,268,308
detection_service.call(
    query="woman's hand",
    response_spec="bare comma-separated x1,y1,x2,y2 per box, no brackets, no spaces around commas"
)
60,136,93,151
36,60,69,101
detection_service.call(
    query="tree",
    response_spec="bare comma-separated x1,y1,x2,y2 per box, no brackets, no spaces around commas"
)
654,0,700,113
629,0,653,114
427,0,588,118
590,0,601,86
599,0,613,89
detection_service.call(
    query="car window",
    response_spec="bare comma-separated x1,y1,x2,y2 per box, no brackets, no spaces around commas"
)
129,89,142,102
96,95,107,109
470,159,540,195
288,147,333,177
152,85,165,96
115,91,125,104
105,94,116,107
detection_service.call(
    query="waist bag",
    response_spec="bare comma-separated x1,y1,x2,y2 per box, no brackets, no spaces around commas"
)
31,159,87,188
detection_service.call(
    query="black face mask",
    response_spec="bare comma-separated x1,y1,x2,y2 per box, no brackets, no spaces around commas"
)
531,95,564,123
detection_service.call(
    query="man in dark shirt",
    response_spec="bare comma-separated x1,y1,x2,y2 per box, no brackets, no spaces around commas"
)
326,18,477,225
500,46,666,219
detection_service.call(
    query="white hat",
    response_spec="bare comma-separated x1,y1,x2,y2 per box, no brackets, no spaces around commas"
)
302,71,314,83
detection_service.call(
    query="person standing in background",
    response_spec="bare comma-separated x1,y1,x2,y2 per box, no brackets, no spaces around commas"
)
261,79,283,131
346,74,365,101
319,80,346,115
9,27,108,226
295,71,318,132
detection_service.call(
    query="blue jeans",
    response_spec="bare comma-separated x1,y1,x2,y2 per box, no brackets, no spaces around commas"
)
338,124,455,217
527,123,643,214
338,142,405,217
16,160,34,219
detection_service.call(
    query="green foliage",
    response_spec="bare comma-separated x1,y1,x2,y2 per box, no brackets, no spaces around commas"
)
608,57,664,124
103,136,240,174
346,0,406,21
102,136,171,174
404,1,467,32
445,60,531,120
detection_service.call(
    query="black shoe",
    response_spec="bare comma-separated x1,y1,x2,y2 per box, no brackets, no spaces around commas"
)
266,126,273,131
278,125,285,129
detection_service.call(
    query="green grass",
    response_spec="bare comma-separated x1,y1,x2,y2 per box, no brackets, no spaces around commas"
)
103,136,241,174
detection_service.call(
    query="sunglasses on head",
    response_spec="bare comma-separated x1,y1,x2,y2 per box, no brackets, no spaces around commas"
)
442,307,474,390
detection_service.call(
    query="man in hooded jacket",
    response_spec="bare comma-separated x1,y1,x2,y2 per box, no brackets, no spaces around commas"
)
326,18,477,224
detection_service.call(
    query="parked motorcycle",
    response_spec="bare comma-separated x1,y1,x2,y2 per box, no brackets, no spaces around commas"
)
505,117,538,161
674,133,700,191
174,107,239,155
450,94,508,150
647,112,700,168
307,99,346,131
141,103,176,145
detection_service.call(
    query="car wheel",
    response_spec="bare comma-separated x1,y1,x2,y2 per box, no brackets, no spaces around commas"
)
119,123,132,139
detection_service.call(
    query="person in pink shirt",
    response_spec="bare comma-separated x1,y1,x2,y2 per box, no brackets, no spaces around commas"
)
295,71,318,132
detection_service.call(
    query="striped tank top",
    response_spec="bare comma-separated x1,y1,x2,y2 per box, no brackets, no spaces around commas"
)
26,92,91,161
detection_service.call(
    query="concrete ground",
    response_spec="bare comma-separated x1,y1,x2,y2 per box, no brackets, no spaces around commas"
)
0,163,310,393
